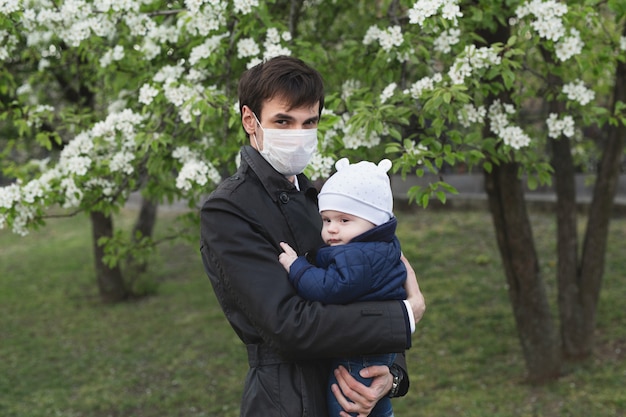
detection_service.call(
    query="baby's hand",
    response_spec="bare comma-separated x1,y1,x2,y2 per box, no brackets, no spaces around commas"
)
278,242,298,271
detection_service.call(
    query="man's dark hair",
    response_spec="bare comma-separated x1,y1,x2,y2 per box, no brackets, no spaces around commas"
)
238,56,325,126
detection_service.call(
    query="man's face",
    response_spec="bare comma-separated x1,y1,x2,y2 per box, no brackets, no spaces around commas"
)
242,97,320,151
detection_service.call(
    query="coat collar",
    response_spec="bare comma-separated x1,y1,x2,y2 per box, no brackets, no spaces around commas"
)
239,145,318,201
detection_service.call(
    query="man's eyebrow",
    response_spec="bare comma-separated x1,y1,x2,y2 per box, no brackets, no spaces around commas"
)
272,113,295,120
272,113,320,123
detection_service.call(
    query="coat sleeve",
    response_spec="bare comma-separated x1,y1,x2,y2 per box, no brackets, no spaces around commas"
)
289,249,375,305
200,199,412,361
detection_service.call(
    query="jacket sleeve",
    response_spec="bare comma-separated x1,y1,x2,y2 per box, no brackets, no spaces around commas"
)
289,249,375,304
200,200,412,361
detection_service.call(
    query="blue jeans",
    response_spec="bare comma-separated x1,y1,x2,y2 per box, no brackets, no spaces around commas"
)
327,353,396,417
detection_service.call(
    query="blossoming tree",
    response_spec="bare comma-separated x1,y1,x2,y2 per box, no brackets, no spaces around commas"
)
1,0,625,381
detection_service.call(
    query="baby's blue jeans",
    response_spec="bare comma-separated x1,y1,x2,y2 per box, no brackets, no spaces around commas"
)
327,353,396,417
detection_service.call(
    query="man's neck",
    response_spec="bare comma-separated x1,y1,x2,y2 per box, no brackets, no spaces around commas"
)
289,175,300,190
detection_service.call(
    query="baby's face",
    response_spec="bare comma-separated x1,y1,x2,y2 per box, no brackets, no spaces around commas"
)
320,210,376,246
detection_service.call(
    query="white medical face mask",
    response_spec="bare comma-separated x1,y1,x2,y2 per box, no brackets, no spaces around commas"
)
252,113,318,176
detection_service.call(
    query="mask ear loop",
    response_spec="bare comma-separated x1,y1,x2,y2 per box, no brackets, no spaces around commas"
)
251,112,264,151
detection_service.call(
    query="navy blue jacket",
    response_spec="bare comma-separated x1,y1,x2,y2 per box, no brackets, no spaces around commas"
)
288,217,407,304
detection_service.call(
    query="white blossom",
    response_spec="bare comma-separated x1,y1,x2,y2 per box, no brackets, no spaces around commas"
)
233,0,259,15
61,132,94,159
172,146,196,162
405,141,428,164
184,3,226,37
262,28,292,59
176,159,220,191
500,126,531,149
61,178,83,208
620,36,626,51
362,25,403,52
139,83,159,105
363,26,381,46
21,178,49,204
488,100,531,149
62,156,92,176
0,183,21,209
263,43,291,60
378,25,404,52
448,45,501,84
546,113,575,138
404,74,441,99
109,151,135,174
184,0,204,14
562,80,595,105
306,152,335,181
100,45,125,67
555,29,583,61
516,0,568,42
380,83,397,103
10,204,38,236
164,83,196,107
123,13,156,37
458,104,486,128
189,34,226,65
237,37,260,59
434,28,461,53
342,126,381,149
0,0,20,14
408,0,462,27
154,64,185,84
140,39,161,61
186,69,209,83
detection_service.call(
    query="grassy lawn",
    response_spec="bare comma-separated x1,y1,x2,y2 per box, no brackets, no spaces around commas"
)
1,207,624,417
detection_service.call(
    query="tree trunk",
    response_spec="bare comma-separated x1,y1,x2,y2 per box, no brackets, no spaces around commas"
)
539,66,585,359
90,211,128,303
550,127,587,359
572,28,626,359
126,196,159,275
484,161,562,382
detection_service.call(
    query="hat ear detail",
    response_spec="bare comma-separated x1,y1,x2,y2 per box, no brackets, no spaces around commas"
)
334,158,350,171
378,159,392,173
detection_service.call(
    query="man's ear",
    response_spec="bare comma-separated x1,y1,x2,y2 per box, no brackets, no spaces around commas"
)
241,105,257,136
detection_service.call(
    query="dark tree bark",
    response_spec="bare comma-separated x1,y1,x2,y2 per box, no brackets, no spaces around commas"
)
484,161,562,382
90,211,128,302
126,196,159,275
550,127,586,359
573,25,626,358
477,12,561,382
539,60,584,360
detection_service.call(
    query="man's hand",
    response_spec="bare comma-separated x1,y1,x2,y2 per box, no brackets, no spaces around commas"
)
278,242,298,271
331,365,392,417
401,254,426,324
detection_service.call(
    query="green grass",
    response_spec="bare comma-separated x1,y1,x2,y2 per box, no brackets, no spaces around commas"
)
1,207,625,417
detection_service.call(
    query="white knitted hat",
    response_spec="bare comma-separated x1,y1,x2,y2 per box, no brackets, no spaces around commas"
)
318,158,393,226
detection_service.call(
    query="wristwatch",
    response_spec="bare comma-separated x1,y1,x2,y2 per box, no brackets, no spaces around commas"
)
388,365,403,398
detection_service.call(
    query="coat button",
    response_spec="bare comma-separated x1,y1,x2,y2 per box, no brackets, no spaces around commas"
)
279,192,289,204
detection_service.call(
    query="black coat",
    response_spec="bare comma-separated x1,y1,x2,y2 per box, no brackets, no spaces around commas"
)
200,146,411,416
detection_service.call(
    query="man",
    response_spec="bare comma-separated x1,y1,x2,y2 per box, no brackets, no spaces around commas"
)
200,55,425,416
